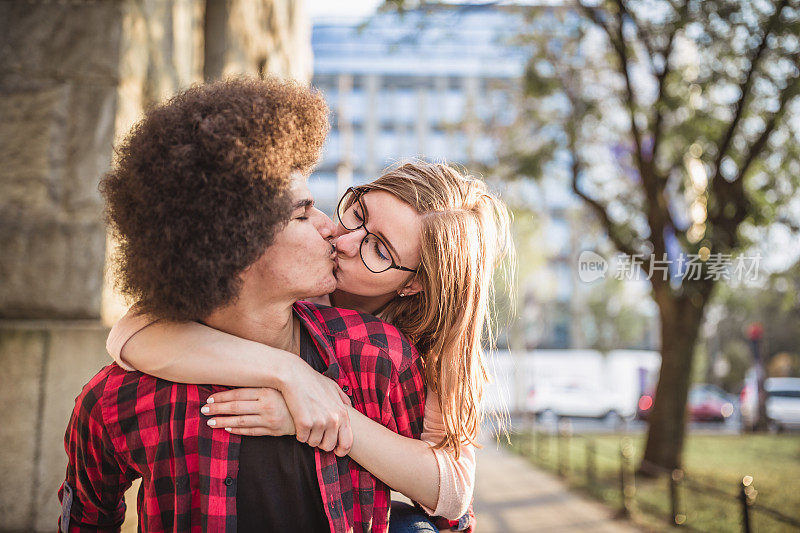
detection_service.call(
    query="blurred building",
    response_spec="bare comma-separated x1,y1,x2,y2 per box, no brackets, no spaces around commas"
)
308,4,528,212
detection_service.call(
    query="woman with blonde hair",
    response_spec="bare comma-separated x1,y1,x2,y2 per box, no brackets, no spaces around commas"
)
106,161,513,531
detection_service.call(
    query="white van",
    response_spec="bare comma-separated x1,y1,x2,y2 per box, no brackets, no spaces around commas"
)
741,375,800,431
484,349,661,421
526,382,634,424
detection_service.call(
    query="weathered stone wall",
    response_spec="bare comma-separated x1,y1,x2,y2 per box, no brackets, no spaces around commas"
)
0,1,125,319
0,322,110,531
0,1,311,530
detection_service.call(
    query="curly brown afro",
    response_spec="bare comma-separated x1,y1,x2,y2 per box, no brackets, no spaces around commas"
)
100,76,329,321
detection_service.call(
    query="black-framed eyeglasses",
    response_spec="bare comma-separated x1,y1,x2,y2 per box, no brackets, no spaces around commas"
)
336,187,418,274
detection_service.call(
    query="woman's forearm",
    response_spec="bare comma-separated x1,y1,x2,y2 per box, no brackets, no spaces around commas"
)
346,406,439,510
121,321,295,388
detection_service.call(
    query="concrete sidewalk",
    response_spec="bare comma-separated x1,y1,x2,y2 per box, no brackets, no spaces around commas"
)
472,444,641,532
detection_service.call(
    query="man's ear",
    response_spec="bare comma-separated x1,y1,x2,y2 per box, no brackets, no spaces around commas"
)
399,278,423,297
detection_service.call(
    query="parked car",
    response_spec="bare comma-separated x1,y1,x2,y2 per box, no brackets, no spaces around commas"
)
638,384,734,422
741,376,800,432
526,383,634,424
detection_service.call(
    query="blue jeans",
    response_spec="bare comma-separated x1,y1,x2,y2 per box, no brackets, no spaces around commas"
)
389,501,438,533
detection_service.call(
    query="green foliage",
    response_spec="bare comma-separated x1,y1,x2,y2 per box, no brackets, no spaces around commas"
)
501,0,800,266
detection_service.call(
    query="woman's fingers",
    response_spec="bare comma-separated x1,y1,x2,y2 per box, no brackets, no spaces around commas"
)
225,427,271,437
206,387,263,405
202,399,261,416
207,414,265,429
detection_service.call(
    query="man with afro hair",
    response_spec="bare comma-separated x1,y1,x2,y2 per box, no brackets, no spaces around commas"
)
58,77,425,532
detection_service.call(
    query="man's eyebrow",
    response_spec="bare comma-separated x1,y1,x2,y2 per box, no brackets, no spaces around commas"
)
293,198,314,209
361,197,401,261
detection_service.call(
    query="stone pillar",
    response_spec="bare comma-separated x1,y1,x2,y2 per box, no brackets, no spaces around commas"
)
204,0,312,82
0,1,311,530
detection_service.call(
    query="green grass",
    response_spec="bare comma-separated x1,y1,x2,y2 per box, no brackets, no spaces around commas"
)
506,431,800,532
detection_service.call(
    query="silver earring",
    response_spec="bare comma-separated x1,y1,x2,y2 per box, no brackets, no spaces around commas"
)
399,292,405,297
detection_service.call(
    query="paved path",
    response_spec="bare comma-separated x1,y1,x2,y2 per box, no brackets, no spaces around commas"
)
472,443,641,532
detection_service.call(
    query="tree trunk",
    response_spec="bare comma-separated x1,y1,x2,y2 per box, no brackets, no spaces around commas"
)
640,289,709,475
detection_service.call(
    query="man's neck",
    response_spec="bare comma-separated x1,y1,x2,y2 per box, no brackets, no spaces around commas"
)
204,299,299,354
329,289,394,316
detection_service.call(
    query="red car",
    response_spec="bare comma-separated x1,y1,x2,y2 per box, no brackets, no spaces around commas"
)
638,384,735,422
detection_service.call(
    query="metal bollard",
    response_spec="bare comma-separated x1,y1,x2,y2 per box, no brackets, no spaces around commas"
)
740,475,756,533
528,430,536,457
618,438,635,518
670,469,686,526
541,430,550,463
586,440,596,488
557,424,572,478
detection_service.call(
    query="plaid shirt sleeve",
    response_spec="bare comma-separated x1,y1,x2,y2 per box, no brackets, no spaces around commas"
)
58,367,135,532
383,344,426,439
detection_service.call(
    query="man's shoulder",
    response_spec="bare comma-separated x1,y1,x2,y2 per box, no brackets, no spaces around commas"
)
295,301,420,369
75,364,197,419
79,363,164,393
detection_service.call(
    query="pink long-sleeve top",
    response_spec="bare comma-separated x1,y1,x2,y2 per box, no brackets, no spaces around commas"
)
106,311,475,520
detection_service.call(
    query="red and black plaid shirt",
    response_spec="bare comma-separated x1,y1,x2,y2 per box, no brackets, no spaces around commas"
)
59,302,426,532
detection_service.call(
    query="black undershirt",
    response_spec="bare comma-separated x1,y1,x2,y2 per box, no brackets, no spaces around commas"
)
236,326,330,532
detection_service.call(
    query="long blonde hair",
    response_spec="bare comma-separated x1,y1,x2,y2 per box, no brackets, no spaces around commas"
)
363,161,514,458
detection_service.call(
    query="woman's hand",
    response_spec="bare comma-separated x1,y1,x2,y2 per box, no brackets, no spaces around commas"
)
204,382,354,455
204,387,295,436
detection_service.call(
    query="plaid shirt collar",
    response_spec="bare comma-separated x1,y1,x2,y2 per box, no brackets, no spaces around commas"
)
60,302,426,533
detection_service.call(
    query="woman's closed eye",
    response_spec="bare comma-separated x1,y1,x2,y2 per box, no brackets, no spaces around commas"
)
373,239,390,261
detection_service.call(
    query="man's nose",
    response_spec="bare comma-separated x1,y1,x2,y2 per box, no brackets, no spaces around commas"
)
334,227,364,257
310,207,334,239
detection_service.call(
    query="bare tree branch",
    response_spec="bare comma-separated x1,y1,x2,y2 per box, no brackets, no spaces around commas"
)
650,2,688,168
617,0,657,71
712,0,788,183
576,0,673,271
610,0,679,267
737,73,800,183
708,48,798,250
569,145,641,261
611,0,645,166
555,44,645,263
577,2,619,52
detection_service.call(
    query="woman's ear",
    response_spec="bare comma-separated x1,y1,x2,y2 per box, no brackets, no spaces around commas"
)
399,278,423,297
